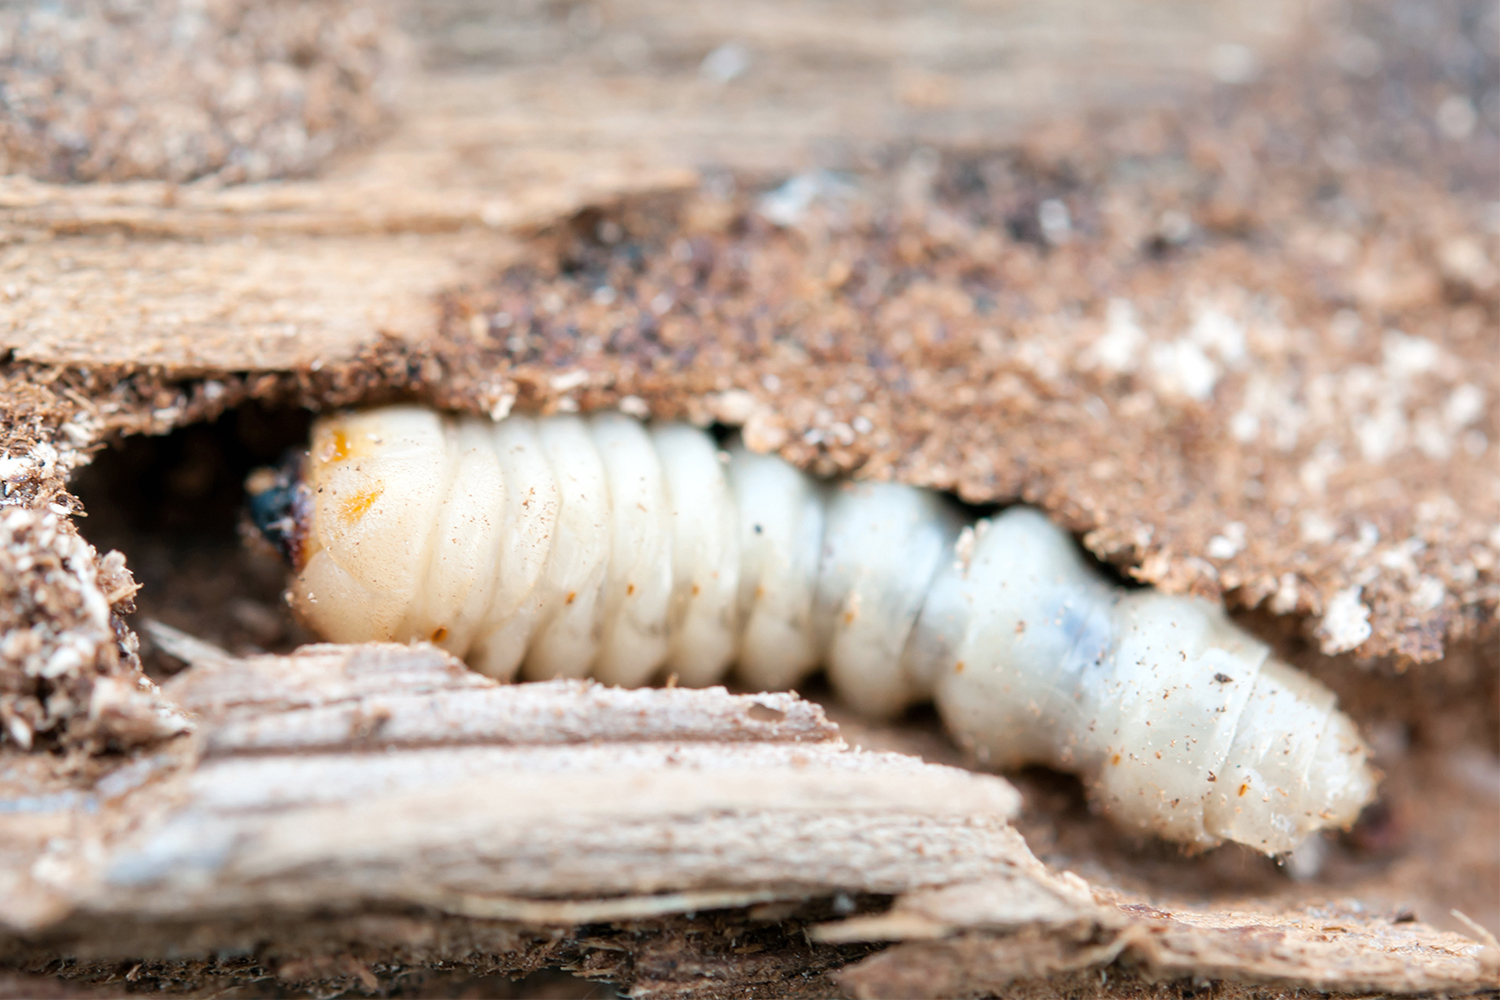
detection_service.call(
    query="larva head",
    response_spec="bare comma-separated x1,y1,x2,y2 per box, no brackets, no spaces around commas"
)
244,460,312,568
251,407,451,643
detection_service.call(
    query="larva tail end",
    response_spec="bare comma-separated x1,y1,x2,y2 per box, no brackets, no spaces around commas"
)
243,455,312,570
1305,708,1381,835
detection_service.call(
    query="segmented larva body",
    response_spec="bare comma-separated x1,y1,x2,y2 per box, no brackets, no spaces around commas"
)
264,405,1376,854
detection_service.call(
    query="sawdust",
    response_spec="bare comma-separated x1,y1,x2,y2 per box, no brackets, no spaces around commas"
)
0,507,186,753
0,0,402,184
413,1,1498,666
0,1,1494,995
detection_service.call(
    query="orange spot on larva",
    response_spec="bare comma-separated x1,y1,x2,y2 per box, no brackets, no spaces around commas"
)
954,660,965,673
338,483,384,524
626,583,636,596
565,591,577,605
1111,754,1122,766
431,626,449,642
692,584,701,596
323,429,352,463
843,609,857,625
1238,783,1250,797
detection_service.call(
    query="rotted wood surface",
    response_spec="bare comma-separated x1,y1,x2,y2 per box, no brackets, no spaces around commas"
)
1,639,1029,926
0,0,1289,372
0,0,1492,666
0,0,1495,996
2,640,1495,997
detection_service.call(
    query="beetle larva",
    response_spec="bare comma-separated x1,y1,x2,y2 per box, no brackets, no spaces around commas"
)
249,404,1376,854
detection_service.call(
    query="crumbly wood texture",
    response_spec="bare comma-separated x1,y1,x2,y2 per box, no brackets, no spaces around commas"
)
0,0,1495,996
2,642,1493,998
0,509,188,754
1,2,1491,669
825,882,1499,998
0,0,402,184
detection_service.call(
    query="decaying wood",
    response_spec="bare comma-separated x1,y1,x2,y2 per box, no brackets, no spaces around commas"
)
152,623,838,751
2,640,1495,997
0,0,402,186
0,509,188,754
823,881,1500,998
0,0,1495,995
5,640,1033,925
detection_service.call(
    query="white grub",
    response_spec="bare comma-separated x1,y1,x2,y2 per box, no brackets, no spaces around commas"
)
279,406,1379,854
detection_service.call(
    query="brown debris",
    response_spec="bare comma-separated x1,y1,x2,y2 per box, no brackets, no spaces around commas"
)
418,69,1497,665
827,881,1499,998
0,507,187,753
0,0,403,184
9,904,879,999
0,0,1494,995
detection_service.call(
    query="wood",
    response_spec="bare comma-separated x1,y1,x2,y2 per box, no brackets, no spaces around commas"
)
2,639,1494,997
823,881,1500,997
1,641,1031,932
0,0,1495,995
0,0,1295,372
